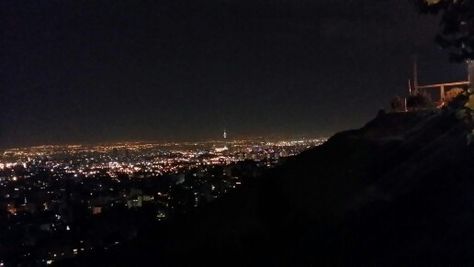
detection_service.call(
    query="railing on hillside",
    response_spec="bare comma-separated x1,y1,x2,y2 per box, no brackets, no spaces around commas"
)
415,80,470,105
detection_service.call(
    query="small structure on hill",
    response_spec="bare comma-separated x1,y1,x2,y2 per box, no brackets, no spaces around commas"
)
409,60,474,107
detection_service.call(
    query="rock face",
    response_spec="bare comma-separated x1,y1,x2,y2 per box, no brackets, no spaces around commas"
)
67,109,474,266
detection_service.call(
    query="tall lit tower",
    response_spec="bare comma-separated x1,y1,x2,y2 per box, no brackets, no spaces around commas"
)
214,129,229,153
223,129,229,151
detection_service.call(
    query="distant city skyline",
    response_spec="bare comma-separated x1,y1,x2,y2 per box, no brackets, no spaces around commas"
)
0,133,326,265
0,133,327,150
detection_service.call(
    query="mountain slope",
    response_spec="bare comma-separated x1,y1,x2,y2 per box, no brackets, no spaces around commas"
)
63,108,474,266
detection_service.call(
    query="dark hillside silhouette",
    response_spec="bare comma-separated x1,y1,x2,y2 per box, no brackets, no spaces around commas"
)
60,105,474,266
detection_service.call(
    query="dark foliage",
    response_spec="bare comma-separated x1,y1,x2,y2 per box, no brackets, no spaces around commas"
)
407,91,434,109
414,0,474,61
391,96,405,112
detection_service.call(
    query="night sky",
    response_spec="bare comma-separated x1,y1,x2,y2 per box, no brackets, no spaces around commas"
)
1,0,468,148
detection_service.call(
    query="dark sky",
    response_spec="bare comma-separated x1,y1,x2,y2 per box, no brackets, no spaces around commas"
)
1,0,468,148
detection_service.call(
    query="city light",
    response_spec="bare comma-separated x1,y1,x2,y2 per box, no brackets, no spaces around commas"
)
0,137,326,265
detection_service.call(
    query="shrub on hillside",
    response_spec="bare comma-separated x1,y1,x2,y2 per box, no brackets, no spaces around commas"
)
390,96,405,112
445,88,465,103
407,91,434,110
448,90,469,109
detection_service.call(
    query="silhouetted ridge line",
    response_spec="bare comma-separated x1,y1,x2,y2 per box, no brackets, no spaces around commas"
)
60,109,474,266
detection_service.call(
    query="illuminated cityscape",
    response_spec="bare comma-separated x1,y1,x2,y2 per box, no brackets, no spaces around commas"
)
4,0,469,265
0,137,325,266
